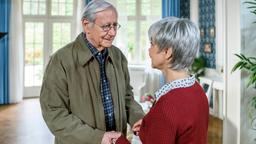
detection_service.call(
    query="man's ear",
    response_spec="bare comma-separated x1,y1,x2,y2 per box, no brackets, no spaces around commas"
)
81,19,90,33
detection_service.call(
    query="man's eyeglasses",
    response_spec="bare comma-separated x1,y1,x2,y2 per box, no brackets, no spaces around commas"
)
93,22,121,32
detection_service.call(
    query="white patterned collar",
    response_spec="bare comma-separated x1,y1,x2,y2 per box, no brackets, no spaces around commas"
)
154,75,196,101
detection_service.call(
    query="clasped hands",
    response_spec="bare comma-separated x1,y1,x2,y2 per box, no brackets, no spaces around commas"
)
101,119,142,144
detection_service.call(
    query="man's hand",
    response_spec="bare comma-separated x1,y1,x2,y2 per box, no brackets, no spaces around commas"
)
101,131,121,144
132,119,143,135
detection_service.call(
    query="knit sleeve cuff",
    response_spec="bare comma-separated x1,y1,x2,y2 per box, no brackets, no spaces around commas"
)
116,135,130,144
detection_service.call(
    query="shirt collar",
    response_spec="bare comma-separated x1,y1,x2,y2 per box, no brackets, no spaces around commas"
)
154,75,196,101
83,34,108,58
76,33,114,66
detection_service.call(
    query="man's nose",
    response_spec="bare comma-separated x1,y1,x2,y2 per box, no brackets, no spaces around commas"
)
107,27,117,36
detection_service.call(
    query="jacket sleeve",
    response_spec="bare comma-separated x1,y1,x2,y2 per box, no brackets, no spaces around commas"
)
40,54,104,144
122,56,145,126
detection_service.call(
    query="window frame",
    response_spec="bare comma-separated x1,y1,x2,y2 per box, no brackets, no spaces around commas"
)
22,0,77,96
108,0,162,65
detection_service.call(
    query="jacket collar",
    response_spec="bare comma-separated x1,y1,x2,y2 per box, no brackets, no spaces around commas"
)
76,33,114,66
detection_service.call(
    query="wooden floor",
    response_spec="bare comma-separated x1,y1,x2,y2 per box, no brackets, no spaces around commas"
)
208,114,223,144
0,98,54,144
0,98,223,144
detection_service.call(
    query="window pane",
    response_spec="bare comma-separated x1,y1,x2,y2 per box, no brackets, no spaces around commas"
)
23,0,46,15
39,1,46,15
142,0,162,16
141,0,150,15
52,23,71,53
151,1,162,16
51,0,73,16
106,0,162,64
140,21,151,62
126,0,136,16
24,22,44,87
127,21,136,63
108,0,136,16
23,2,30,15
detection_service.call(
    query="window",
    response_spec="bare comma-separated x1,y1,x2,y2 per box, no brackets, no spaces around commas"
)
106,0,162,65
24,22,44,87
23,0,77,92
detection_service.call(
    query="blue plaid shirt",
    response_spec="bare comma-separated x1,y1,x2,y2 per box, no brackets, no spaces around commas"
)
84,35,116,131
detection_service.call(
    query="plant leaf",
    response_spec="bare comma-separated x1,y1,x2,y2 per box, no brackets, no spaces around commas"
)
232,53,256,87
247,57,255,65
247,6,256,9
248,57,256,63
240,54,250,62
251,65,256,72
235,53,244,60
231,61,244,72
244,1,256,5
241,62,250,70
250,74,256,84
247,74,256,87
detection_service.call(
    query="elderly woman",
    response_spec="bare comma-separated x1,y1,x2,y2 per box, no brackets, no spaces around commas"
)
116,17,209,144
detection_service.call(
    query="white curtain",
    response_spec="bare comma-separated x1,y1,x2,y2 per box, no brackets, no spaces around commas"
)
9,0,24,103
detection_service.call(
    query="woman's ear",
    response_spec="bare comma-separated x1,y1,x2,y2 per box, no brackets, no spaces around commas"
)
165,48,172,60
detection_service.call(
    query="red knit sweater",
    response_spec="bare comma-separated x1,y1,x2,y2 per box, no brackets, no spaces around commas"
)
116,82,209,144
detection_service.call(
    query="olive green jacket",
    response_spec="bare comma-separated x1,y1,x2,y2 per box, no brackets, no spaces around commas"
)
40,33,144,144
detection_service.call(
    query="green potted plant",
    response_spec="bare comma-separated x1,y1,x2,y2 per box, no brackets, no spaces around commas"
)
244,0,256,23
232,54,256,129
232,0,256,129
189,56,206,80
232,54,256,88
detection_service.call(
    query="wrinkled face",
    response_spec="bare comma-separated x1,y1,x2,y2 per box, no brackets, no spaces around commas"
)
82,8,118,51
148,42,171,70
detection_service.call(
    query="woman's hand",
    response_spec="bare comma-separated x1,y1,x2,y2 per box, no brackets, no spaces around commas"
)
132,119,143,135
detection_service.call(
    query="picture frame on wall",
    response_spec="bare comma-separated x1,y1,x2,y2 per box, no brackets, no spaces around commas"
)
203,42,212,53
200,27,205,37
209,26,215,38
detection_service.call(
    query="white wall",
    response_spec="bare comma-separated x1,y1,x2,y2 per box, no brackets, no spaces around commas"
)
189,0,242,143
215,0,225,73
223,0,241,144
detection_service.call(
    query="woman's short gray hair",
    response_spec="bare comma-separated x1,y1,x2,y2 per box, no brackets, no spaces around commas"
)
148,17,200,70
81,0,117,22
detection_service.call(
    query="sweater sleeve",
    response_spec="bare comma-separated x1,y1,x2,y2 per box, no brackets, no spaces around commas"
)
116,135,130,144
139,98,177,144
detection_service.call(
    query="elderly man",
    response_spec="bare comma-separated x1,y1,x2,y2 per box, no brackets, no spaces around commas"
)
40,0,144,144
